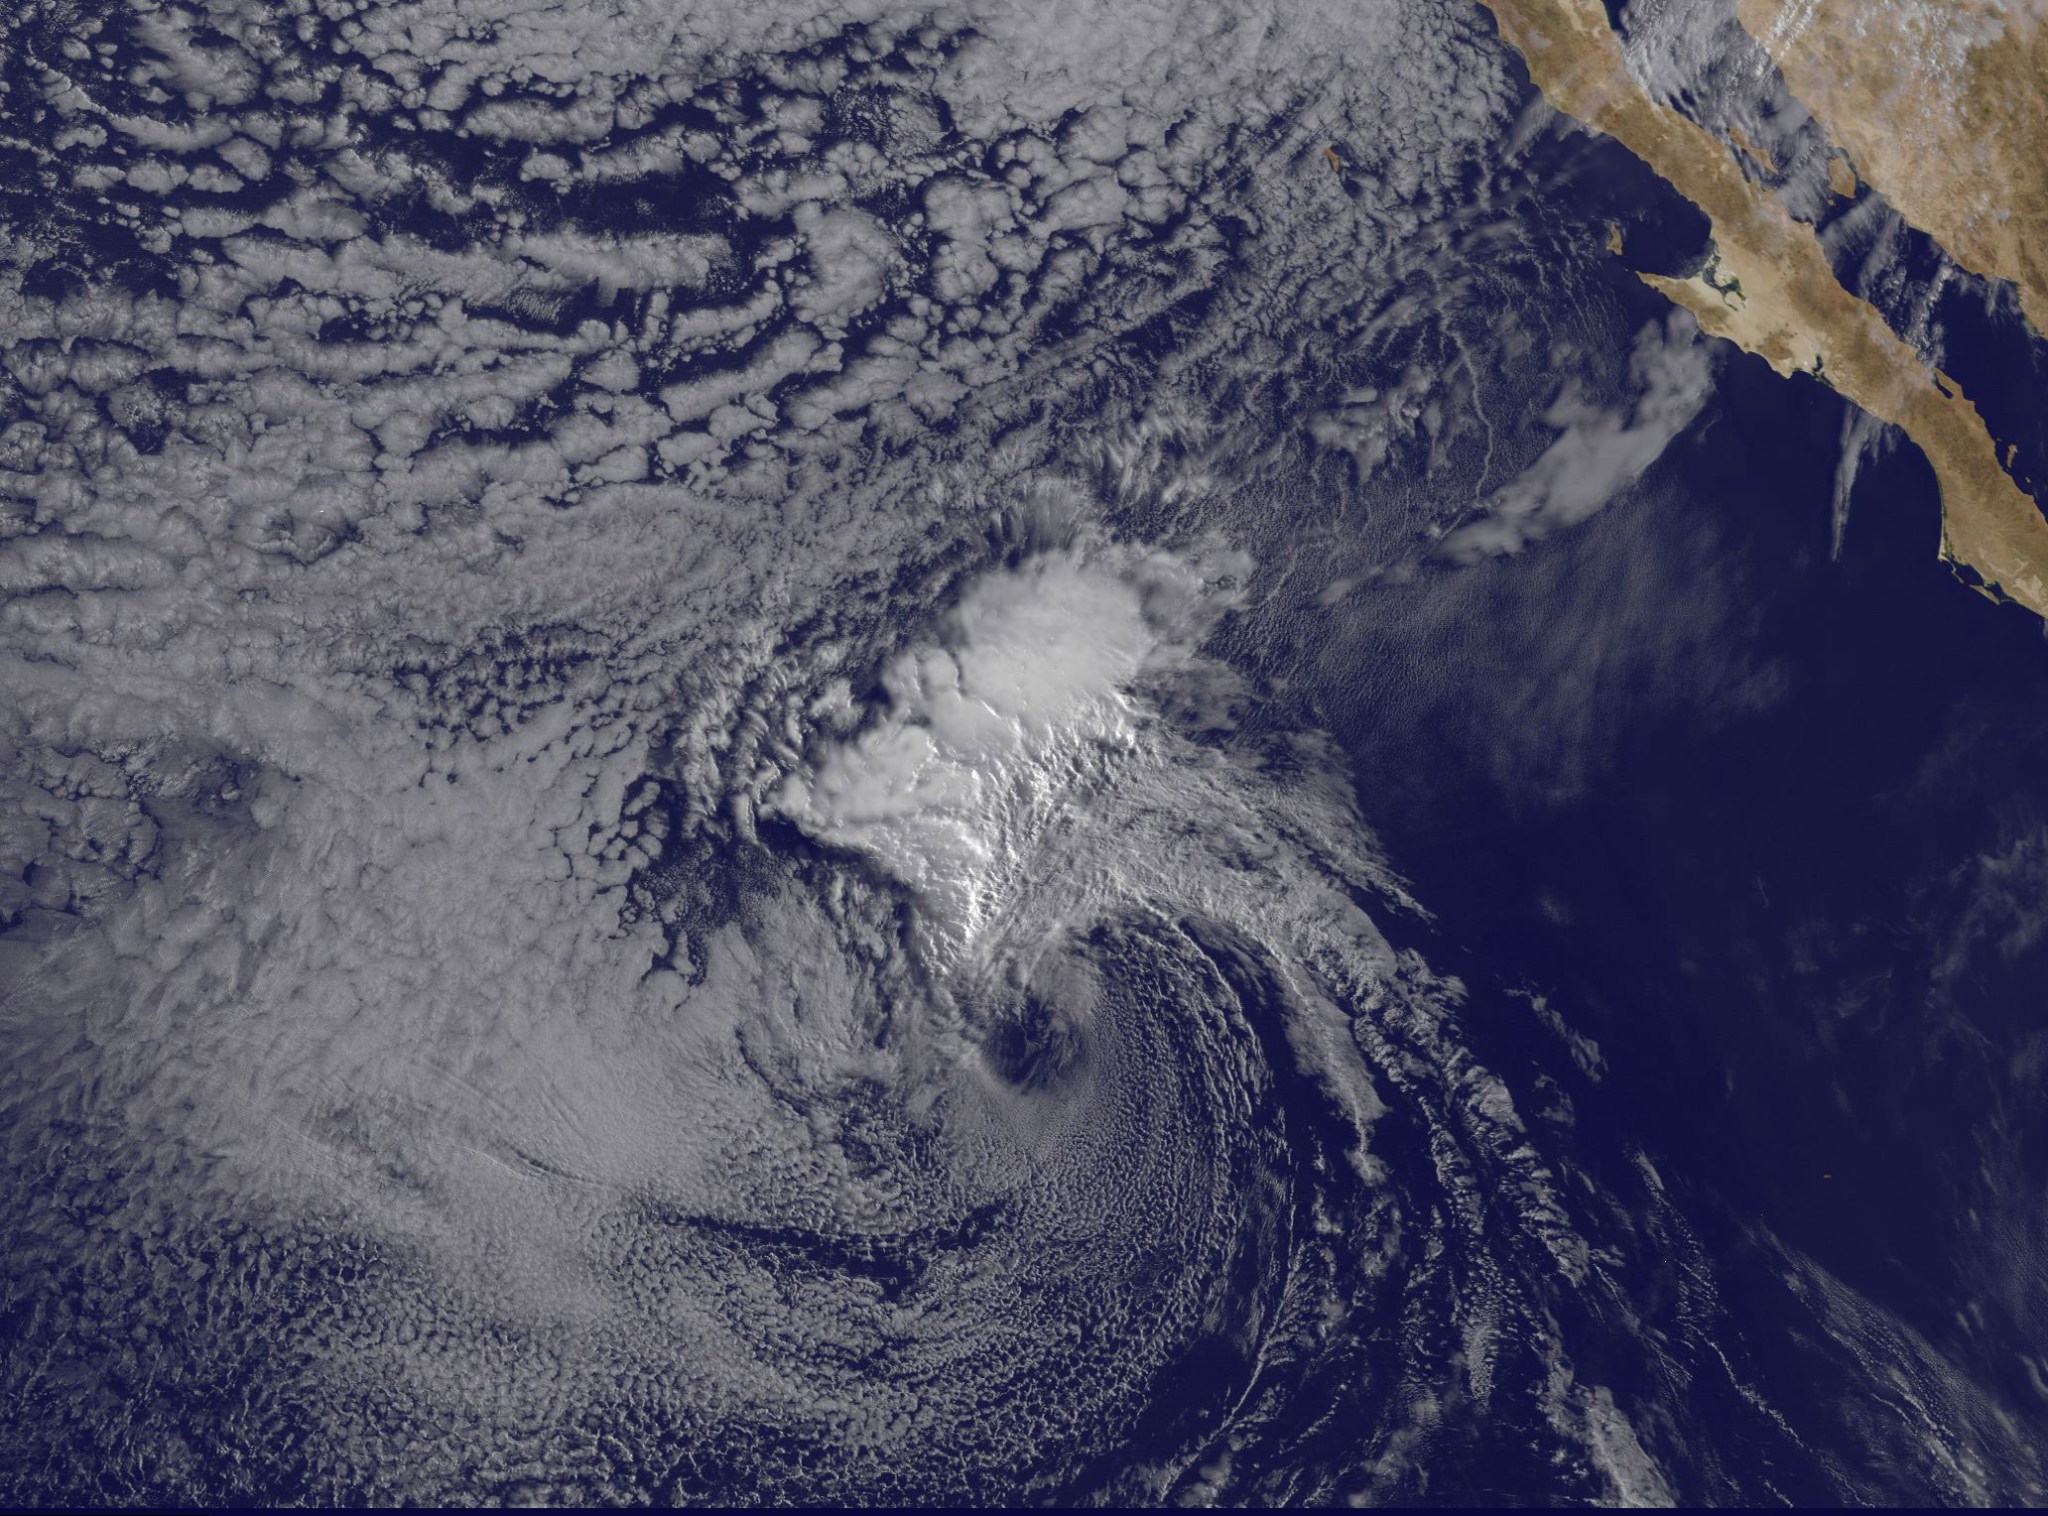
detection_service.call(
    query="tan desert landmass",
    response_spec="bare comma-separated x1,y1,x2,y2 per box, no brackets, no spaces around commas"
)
1737,0,2048,338
1474,0,2048,617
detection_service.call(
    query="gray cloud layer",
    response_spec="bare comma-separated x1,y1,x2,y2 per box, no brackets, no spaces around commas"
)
3,0,2030,1507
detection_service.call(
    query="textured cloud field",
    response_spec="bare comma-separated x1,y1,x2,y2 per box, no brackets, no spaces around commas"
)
2,0,2037,1506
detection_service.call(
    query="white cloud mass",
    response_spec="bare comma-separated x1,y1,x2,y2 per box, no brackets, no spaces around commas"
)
1441,310,1711,561
0,0,2029,1507
0,0,1638,1497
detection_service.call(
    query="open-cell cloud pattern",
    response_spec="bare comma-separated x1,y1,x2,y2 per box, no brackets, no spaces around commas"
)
0,0,2032,1507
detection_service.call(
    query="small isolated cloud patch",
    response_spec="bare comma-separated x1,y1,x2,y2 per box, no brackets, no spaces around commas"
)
1440,311,1711,562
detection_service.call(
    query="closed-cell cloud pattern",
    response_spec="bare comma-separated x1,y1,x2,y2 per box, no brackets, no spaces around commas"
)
1,0,2042,1507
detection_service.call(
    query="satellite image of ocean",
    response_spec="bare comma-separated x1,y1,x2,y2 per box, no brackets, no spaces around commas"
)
3,0,2047,1506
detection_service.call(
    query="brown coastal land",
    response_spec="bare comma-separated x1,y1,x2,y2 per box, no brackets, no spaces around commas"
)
1737,0,2048,338
1475,0,2048,617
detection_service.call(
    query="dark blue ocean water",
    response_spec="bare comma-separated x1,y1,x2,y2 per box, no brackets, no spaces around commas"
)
1319,281,2048,1482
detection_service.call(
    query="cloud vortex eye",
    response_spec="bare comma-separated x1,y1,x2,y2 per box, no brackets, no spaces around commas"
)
0,540,1656,1506
10,0,2038,1505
